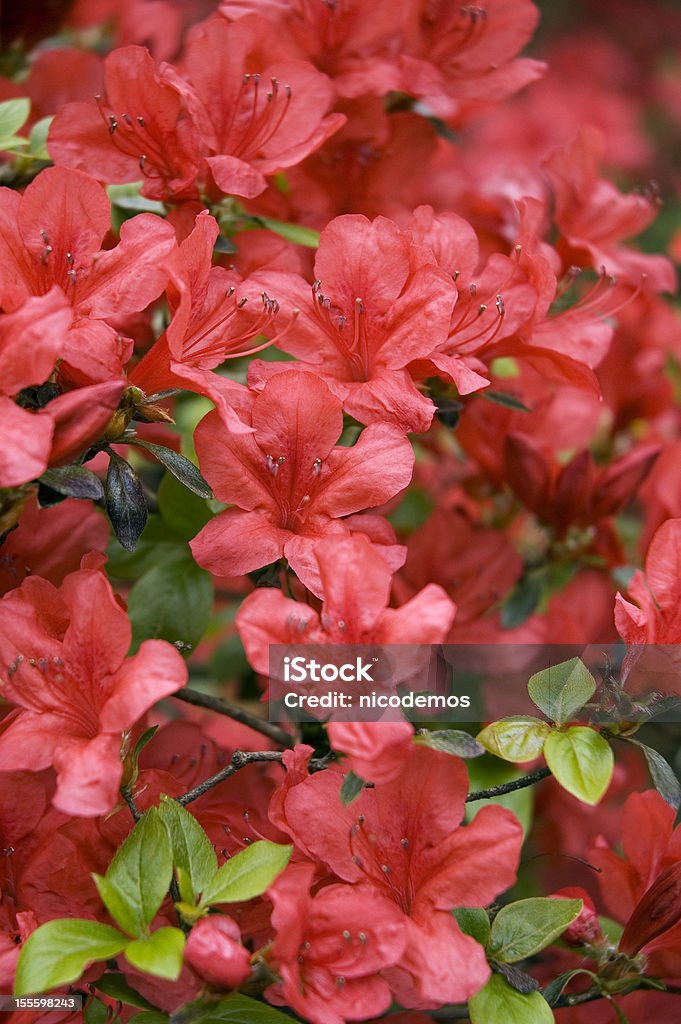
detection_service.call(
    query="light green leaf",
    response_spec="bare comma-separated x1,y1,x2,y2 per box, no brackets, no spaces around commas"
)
469,975,554,1024
544,727,613,805
169,993,294,1024
200,841,292,908
15,920,127,995
28,116,53,159
0,98,30,144
158,795,218,902
416,729,485,758
93,808,173,937
488,897,583,962
477,717,551,763
528,659,596,726
125,928,186,980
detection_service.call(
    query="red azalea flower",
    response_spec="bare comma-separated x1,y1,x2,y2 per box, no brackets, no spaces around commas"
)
266,862,406,1024
235,533,455,672
249,214,456,433
615,519,681,644
0,166,176,385
130,210,280,421
190,371,414,591
271,745,523,1007
0,563,187,816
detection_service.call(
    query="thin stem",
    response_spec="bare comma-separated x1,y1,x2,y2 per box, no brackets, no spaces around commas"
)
121,788,142,822
172,687,293,748
465,766,551,803
177,750,286,806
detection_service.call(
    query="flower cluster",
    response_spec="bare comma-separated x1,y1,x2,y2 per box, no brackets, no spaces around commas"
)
1,0,681,1022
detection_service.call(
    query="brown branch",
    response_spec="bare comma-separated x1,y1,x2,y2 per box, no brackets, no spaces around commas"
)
172,687,293,748
177,750,286,806
465,766,551,803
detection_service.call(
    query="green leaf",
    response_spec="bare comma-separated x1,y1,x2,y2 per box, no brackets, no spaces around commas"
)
129,1012,170,1023
95,972,158,1010
501,575,542,628
465,758,536,838
0,98,30,145
158,795,218,902
623,738,681,811
488,897,583,962
27,116,52,159
158,472,214,540
85,998,109,1024
416,729,485,758
199,841,292,908
469,975,554,1024
254,216,320,248
340,771,365,804
106,452,148,552
125,928,186,980
477,717,551,763
543,969,599,1007
482,390,531,412
544,727,613,805
107,513,189,580
15,920,127,995
93,808,173,937
169,993,294,1024
127,557,213,652
129,440,212,499
40,465,105,501
453,907,490,947
527,659,596,726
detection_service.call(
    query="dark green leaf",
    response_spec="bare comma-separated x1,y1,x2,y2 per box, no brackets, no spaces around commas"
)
340,771,365,804
416,729,485,758
170,993,294,1024
15,920,127,995
129,1013,169,1023
127,557,213,652
40,466,104,500
93,808,173,937
453,907,490,947
134,726,160,761
199,841,292,908
130,440,212,498
106,452,148,552
482,390,531,412
501,576,542,628
157,472,213,540
488,897,583,962
543,969,598,1007
95,972,157,1010
124,928,185,980
107,514,189,580
623,738,681,811
85,998,109,1024
158,795,218,901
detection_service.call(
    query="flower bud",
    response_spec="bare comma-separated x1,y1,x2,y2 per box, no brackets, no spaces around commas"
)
549,887,603,946
184,915,252,989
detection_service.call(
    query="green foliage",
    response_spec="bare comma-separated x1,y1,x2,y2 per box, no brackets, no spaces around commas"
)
488,898,583,962
469,975,554,1023
199,840,292,908
15,920,127,995
127,557,213,652
158,795,218,903
106,452,148,551
39,465,105,501
453,907,491,947
465,757,536,837
0,97,30,149
622,736,681,811
93,808,173,937
124,928,186,980
129,440,212,499
528,659,596,725
544,727,613,805
415,729,485,758
477,717,551,763
340,770,366,804
95,972,158,1010
157,472,213,540
169,993,295,1024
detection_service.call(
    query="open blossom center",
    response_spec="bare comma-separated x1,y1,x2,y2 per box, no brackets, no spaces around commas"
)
263,452,324,530
348,815,415,914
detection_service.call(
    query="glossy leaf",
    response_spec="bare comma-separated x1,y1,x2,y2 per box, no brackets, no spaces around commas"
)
199,841,292,908
469,975,554,1024
158,795,218,902
416,729,485,758
528,659,596,726
477,717,551,763
544,727,613,805
125,927,186,980
106,452,148,552
15,919,127,995
488,897,583,962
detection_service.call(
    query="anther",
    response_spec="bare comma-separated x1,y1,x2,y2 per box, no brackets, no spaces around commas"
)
313,458,322,475
108,117,118,134
496,295,505,316
381,864,391,874
137,116,145,127
342,930,351,941
336,976,346,988
358,931,367,943
238,297,248,308
400,838,409,848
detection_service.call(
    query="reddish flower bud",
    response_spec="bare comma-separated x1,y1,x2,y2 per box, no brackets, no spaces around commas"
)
550,887,603,946
619,862,681,956
184,916,252,989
